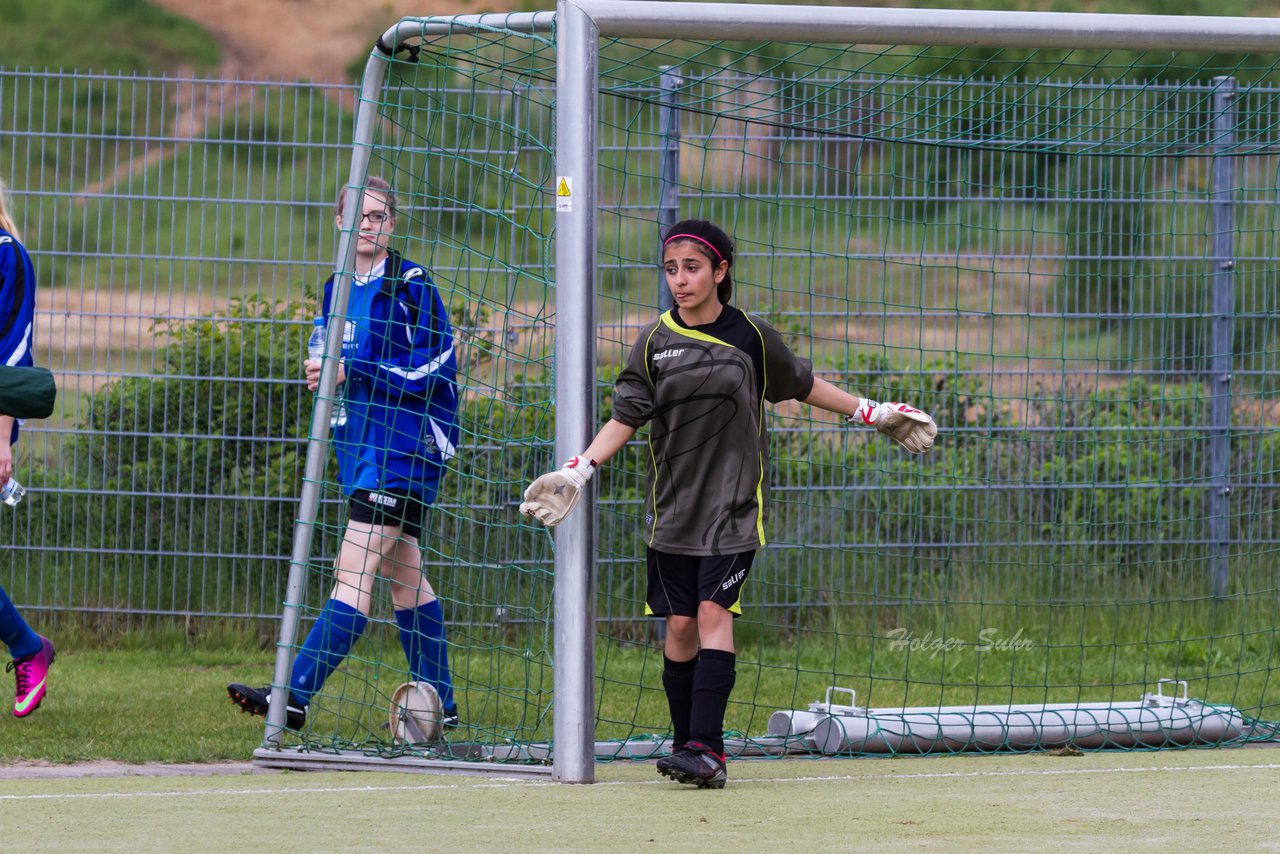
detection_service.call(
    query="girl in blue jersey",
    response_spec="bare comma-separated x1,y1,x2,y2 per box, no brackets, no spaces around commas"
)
0,178,55,718
229,177,461,732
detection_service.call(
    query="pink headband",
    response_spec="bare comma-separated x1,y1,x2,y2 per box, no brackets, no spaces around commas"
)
663,233,723,262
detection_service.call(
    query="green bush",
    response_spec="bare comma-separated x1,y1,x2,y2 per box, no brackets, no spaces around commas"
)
17,295,319,614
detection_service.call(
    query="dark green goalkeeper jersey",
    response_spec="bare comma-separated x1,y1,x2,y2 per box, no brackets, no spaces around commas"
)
611,305,815,555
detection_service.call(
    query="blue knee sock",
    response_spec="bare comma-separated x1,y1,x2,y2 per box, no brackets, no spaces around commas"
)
0,585,40,660
290,599,367,707
395,599,455,711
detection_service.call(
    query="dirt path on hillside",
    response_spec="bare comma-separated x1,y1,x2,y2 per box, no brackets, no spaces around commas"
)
149,0,479,84
75,1,479,199
76,0,481,206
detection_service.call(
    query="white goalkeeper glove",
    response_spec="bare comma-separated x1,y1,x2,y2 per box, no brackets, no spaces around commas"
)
850,398,938,454
519,455,597,527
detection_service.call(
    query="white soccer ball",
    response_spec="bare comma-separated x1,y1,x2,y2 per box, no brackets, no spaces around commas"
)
389,681,443,744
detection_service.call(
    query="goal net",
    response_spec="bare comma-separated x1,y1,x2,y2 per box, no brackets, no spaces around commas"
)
261,7,1280,774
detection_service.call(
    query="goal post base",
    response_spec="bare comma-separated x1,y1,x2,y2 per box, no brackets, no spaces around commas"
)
252,746,554,777
251,735,797,774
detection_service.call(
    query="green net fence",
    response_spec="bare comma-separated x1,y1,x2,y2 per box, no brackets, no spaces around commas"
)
277,23,1280,764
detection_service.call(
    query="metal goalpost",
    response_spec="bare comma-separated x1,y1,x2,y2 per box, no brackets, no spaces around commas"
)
259,1,1280,784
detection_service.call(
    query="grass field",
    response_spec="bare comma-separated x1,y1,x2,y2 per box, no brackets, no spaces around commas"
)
0,641,277,764
2,748,1278,851
0,637,1277,850
5,618,1277,766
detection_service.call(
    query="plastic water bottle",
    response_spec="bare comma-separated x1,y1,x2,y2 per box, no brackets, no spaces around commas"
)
0,478,26,507
307,318,347,428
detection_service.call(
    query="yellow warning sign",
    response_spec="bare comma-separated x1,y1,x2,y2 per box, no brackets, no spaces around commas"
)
556,176,573,212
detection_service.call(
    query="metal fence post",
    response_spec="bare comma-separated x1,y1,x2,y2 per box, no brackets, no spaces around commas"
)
1208,75,1237,599
656,66,682,312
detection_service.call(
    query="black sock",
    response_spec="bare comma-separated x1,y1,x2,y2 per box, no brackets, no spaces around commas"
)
662,654,698,751
689,648,736,757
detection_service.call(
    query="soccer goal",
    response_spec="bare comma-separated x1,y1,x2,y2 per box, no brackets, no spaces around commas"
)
256,2,1280,782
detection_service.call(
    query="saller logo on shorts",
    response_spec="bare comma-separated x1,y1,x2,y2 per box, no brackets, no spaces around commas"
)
721,568,747,590
367,492,398,508
652,348,686,362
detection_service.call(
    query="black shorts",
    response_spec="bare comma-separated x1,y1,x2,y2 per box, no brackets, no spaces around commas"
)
645,548,755,619
348,489,427,539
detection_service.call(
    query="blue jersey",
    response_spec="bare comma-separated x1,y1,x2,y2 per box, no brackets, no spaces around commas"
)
321,251,460,503
0,230,36,445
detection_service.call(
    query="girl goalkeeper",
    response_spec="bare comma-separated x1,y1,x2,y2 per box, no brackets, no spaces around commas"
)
520,219,936,789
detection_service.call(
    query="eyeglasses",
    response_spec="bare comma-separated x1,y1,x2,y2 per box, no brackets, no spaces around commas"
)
359,211,391,224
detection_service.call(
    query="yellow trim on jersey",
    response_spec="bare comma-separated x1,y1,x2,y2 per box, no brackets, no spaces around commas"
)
642,321,664,544
742,314,771,547
647,432,660,544
753,476,766,545
659,310,732,347
641,320,662,389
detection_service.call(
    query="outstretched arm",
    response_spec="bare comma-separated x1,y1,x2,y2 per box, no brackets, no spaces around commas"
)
803,376,861,419
520,419,638,527
580,419,638,468
804,376,938,454
523,315,657,527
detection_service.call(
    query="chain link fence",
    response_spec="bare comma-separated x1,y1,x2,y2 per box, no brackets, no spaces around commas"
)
1,68,1276,621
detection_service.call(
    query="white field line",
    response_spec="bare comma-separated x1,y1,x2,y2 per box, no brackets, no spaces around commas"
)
1,762,1278,802
0,780,552,801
